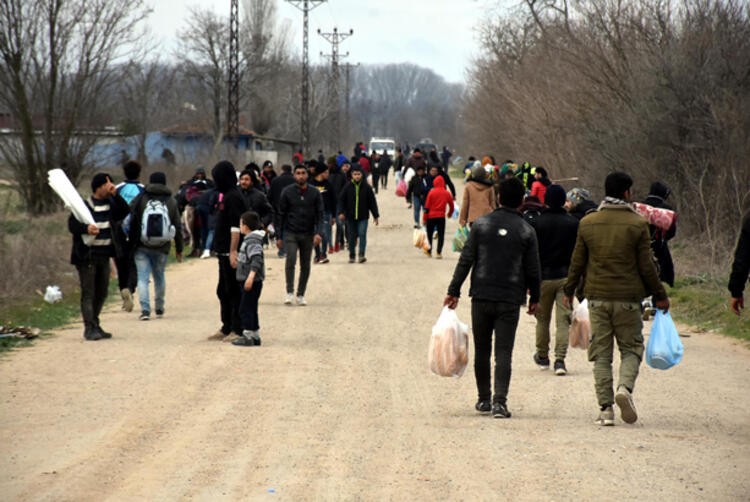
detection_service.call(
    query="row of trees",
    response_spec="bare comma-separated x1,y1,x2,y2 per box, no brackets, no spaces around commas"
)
0,0,461,215
463,0,750,271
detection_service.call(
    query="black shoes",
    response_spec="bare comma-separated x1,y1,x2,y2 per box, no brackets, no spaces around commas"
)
492,402,512,418
358,256,367,263
475,400,492,413
83,327,102,341
139,311,150,321
96,326,112,339
553,359,567,376
155,309,164,318
232,336,261,346
533,352,550,369
349,256,355,263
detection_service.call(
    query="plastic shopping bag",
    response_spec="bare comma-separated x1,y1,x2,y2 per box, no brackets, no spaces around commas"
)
413,228,429,250
568,299,591,349
428,307,470,377
452,203,460,219
452,226,470,253
395,179,407,197
645,310,684,370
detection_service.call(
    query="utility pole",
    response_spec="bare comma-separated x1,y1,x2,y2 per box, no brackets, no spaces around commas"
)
342,62,359,148
318,27,353,152
227,0,240,145
286,1,327,155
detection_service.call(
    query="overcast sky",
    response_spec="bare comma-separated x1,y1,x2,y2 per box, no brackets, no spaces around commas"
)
146,0,507,83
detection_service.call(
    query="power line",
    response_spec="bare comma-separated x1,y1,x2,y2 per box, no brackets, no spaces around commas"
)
318,27,353,152
285,1,327,155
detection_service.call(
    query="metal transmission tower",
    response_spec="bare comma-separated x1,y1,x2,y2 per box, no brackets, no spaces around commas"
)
227,0,240,142
286,1,327,155
318,27,353,152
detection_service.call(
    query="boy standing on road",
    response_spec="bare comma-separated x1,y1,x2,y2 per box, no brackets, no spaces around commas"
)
444,177,541,418
234,211,265,347
563,172,670,426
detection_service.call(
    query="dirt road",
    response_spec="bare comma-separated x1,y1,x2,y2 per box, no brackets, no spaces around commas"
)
2,181,749,501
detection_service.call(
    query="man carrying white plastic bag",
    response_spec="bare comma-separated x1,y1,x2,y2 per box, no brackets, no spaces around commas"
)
429,307,470,378
444,178,541,419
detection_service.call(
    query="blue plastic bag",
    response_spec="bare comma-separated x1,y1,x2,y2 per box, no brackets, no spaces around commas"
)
452,203,460,219
645,310,683,370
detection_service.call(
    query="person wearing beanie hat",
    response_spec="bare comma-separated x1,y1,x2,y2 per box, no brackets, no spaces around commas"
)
68,172,130,340
459,162,497,227
531,184,579,375
566,187,598,221
128,170,183,322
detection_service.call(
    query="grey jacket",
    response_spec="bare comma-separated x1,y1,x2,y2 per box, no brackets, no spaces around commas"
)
236,230,265,282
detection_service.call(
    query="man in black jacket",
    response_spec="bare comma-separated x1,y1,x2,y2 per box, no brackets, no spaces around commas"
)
239,168,273,228
268,164,295,257
729,191,750,315
276,165,324,306
643,181,677,287
338,164,379,263
532,185,579,375
68,173,130,341
445,177,541,418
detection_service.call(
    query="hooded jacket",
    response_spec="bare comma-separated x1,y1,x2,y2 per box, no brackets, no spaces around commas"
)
534,207,579,280
68,193,130,265
448,207,541,305
211,161,246,254
406,172,430,204
643,181,677,286
423,176,454,221
728,192,750,298
236,230,265,282
338,176,379,222
459,179,496,226
240,186,274,227
128,183,183,255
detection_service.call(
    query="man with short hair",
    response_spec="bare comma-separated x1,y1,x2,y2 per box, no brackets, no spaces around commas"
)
68,173,130,340
269,164,295,257
338,164,379,263
276,165,324,306
445,177,541,419
114,160,145,312
239,168,273,228
128,172,183,320
564,171,670,426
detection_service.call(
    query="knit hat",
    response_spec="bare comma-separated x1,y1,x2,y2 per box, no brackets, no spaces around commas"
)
149,171,167,185
350,163,363,173
546,184,566,208
91,172,111,192
566,187,591,206
471,163,486,180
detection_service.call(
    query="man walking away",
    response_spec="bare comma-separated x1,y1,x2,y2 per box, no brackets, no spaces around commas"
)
378,150,392,190
563,172,670,426
269,164,295,257
643,181,677,287
114,160,144,312
532,185,578,375
338,164,379,264
128,172,183,320
445,177,541,419
276,165,324,306
68,173,130,340
207,161,247,341
459,163,496,228
309,162,336,264
729,191,750,315
422,176,453,258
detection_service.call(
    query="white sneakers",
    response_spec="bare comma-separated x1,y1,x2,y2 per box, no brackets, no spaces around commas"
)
200,249,211,259
284,293,294,305
297,296,307,306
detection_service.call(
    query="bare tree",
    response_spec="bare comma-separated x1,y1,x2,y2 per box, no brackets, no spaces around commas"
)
0,0,150,214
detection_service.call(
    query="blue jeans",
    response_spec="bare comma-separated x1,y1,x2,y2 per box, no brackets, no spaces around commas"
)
134,247,168,314
315,212,332,259
346,218,369,258
412,197,423,226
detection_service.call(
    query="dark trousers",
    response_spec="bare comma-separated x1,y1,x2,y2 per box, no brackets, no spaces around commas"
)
217,255,241,335
380,168,389,188
335,220,346,247
371,172,380,193
284,233,314,296
114,249,137,293
471,300,521,404
426,217,446,254
76,257,111,329
239,280,263,331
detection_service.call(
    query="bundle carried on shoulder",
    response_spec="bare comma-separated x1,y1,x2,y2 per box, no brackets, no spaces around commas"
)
569,299,591,349
428,307,470,377
632,202,676,231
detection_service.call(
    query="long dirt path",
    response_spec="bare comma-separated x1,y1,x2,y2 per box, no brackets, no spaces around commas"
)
2,178,749,501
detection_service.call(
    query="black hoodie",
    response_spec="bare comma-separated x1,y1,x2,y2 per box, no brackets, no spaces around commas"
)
211,161,247,254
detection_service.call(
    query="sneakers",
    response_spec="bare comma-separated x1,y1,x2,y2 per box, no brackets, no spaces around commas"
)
284,293,294,305
233,330,261,347
595,406,615,426
615,386,638,424
139,311,150,321
475,400,492,414
492,402,512,418
120,289,134,312
319,257,330,264
349,256,356,263
207,330,227,341
313,256,320,264
297,296,307,306
553,359,567,376
83,327,102,341
328,247,335,254
533,352,550,369
334,243,341,253
435,253,442,259
358,256,367,263
155,309,164,318
423,248,432,257
222,332,242,343
200,249,211,259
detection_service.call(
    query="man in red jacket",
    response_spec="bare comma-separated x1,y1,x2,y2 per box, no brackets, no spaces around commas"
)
423,176,454,258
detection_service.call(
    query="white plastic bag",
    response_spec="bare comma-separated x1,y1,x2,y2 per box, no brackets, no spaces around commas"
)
44,285,63,304
569,299,591,349
428,307,470,377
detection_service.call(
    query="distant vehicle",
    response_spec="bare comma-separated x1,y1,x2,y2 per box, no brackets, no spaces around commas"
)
368,137,396,157
414,138,437,155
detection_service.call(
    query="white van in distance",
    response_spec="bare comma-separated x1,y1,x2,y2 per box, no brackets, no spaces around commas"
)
368,137,396,157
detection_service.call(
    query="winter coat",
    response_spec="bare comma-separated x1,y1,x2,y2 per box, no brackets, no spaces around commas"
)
338,179,379,222
68,193,130,266
728,192,750,298
406,173,430,204
459,179,496,226
277,183,324,236
309,178,337,215
211,161,246,254
534,207,579,280
268,172,295,211
643,182,677,287
570,200,598,221
448,207,541,305
236,230,265,282
240,186,274,227
530,178,551,204
423,177,454,221
128,183,184,255
564,204,667,302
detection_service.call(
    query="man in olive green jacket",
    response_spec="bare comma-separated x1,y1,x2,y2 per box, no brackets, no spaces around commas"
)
563,172,670,426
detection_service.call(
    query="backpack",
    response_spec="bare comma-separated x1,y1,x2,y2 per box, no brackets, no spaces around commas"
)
140,198,175,246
